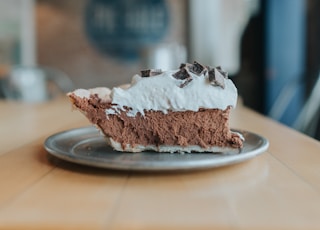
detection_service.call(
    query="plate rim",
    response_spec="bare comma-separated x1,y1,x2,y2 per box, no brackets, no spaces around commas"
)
44,126,269,171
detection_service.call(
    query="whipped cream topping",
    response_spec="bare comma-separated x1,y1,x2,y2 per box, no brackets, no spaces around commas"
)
107,67,238,117
70,64,238,117
71,87,112,102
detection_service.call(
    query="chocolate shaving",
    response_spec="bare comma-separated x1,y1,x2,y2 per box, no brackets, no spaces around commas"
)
179,63,186,69
179,77,193,88
215,66,228,79
172,67,190,80
188,61,207,76
208,67,225,89
140,69,162,77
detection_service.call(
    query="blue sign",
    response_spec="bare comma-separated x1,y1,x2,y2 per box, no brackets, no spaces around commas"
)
85,0,169,60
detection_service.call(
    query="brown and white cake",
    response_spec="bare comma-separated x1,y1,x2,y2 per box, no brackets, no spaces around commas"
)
68,62,243,153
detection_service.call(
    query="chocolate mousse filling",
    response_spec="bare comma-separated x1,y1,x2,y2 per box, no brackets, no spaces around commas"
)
69,94,243,151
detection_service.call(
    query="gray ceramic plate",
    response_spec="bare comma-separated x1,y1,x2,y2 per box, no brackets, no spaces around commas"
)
44,126,269,171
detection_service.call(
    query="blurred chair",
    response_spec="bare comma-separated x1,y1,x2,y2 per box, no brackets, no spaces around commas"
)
294,72,320,137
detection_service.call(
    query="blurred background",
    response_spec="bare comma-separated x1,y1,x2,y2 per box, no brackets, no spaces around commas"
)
0,0,319,140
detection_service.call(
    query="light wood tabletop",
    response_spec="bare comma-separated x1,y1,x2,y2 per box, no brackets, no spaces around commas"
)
0,96,320,230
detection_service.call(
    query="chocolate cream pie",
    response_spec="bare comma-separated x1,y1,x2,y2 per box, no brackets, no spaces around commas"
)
67,62,243,153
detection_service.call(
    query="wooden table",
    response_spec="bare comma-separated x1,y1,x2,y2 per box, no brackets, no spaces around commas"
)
0,96,320,230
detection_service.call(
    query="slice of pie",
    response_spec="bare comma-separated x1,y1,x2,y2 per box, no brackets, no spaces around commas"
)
67,62,243,153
